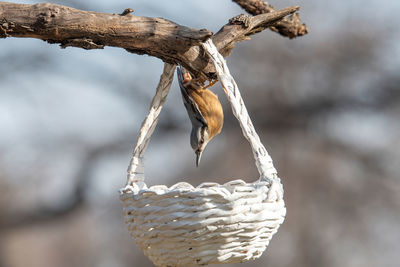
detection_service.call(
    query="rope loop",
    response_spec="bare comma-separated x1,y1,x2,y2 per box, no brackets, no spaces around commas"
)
126,39,280,185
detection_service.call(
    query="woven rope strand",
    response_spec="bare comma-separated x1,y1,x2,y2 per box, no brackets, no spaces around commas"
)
126,63,176,186
202,39,278,183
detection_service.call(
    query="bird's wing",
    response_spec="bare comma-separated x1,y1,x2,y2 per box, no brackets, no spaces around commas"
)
177,66,208,127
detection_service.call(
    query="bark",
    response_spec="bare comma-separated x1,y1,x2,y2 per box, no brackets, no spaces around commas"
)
0,1,301,81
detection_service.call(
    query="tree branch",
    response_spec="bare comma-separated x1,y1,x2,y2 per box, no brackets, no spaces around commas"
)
192,6,300,81
0,2,300,81
232,0,308,38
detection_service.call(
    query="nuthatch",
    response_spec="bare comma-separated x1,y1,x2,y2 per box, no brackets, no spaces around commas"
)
177,66,224,167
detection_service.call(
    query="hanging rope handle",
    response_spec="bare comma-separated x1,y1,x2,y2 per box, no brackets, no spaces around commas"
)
202,39,278,183
126,40,279,186
126,63,176,186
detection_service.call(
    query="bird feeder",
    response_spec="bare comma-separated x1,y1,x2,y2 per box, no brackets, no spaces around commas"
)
119,39,286,267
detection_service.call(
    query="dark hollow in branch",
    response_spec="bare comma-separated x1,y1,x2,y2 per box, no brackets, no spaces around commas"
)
0,2,299,80
232,0,308,38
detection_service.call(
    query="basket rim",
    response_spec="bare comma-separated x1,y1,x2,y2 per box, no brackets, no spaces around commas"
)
120,178,283,202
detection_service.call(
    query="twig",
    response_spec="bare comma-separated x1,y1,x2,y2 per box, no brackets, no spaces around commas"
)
232,0,308,38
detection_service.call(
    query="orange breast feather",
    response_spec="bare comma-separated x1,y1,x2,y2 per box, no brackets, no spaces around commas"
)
189,88,224,139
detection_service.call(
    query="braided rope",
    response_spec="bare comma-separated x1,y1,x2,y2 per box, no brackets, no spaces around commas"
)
126,63,176,186
202,39,278,183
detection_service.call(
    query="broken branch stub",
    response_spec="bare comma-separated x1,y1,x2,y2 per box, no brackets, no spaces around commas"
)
232,0,308,38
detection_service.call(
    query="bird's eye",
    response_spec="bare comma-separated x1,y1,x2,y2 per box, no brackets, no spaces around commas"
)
199,127,207,143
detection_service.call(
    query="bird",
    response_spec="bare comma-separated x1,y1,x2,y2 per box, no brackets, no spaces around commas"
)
177,66,224,167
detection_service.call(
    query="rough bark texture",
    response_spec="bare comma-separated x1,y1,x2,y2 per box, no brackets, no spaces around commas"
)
0,1,302,81
232,0,308,38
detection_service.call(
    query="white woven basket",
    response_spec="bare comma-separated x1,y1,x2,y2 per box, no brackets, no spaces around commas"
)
120,40,286,267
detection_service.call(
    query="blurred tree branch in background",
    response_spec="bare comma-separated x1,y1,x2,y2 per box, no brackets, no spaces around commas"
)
0,140,126,231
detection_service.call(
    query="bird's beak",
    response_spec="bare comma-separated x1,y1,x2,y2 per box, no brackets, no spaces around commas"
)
195,150,202,167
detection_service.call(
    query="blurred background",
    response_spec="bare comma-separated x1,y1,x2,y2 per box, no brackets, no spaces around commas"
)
1,0,399,266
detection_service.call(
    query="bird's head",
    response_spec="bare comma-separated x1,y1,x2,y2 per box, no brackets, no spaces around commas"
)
191,125,210,167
